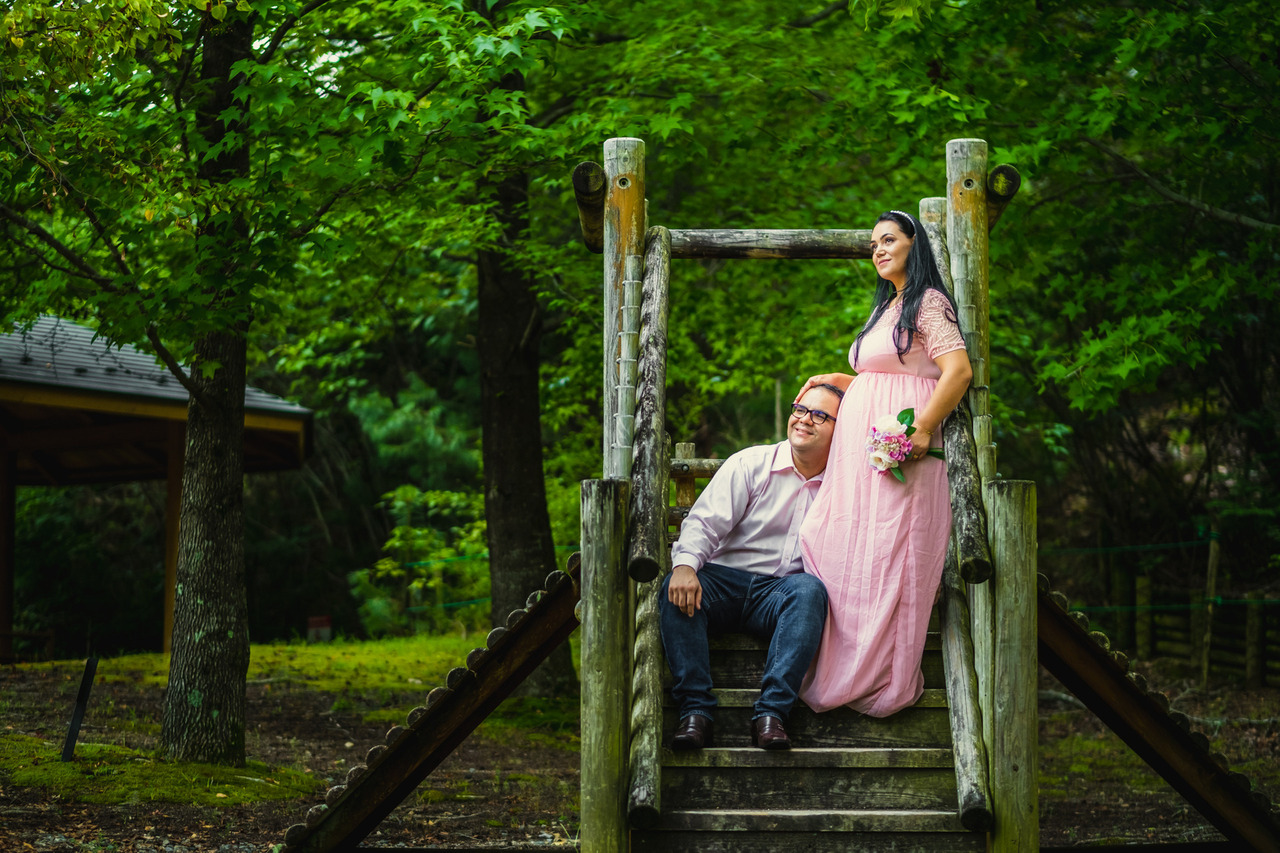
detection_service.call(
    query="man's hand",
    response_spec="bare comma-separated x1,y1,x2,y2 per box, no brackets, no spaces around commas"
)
668,565,702,618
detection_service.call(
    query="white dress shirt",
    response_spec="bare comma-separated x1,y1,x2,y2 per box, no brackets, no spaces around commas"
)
671,441,825,577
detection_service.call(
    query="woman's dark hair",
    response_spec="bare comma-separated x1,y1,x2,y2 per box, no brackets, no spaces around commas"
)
852,210,960,366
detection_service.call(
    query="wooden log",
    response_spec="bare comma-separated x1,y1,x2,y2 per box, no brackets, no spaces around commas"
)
986,480,1039,853
986,164,1021,233
573,161,606,254
939,539,993,832
628,227,672,583
1246,591,1264,689
947,139,993,482
669,456,724,479
669,228,873,259
629,527,669,827
580,479,631,853
603,138,646,479
942,396,992,584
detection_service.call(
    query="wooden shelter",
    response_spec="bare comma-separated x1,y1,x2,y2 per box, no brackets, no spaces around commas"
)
0,315,313,660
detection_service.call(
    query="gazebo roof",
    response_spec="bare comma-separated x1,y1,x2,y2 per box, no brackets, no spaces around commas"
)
0,316,312,486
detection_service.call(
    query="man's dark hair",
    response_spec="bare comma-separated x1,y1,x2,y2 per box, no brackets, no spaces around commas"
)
814,382,845,400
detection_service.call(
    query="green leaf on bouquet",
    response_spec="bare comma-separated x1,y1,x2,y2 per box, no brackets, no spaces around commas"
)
897,407,916,428
927,448,946,460
891,467,906,483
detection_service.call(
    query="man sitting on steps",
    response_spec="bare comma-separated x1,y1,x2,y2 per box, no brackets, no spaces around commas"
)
660,383,841,751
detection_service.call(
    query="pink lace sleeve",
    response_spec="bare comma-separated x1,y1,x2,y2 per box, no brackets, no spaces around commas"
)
920,289,966,361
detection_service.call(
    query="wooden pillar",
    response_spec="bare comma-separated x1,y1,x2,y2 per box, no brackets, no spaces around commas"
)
580,479,630,853
946,139,994,481
164,421,184,654
986,480,1039,852
0,451,15,662
603,138,646,478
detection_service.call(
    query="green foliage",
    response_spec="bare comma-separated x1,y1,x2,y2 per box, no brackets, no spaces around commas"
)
350,486,490,637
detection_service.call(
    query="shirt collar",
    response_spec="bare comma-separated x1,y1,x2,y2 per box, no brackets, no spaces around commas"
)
770,440,825,483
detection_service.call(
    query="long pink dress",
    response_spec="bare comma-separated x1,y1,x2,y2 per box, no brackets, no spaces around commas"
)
799,289,966,717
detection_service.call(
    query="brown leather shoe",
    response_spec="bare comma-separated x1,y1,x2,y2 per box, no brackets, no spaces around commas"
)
751,715,791,750
671,714,714,750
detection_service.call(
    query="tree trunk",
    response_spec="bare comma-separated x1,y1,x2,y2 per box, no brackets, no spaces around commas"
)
161,328,251,764
475,94,576,696
160,8,253,764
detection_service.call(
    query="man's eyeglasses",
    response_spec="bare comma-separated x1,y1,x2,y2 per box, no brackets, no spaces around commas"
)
791,403,836,425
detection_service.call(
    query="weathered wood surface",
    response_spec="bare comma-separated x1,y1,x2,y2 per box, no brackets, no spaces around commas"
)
665,746,954,769
281,558,582,852
669,228,873,259
632,830,986,853
663,763,960,811
939,543,993,832
945,140,993,483
627,227,671,583
572,160,606,253
1039,584,1280,852
942,396,992,584
603,138,645,479
661,704,951,750
986,164,1021,233
987,480,1039,853
580,479,631,853
629,570,666,828
670,456,725,478
672,442,698,522
653,809,969,833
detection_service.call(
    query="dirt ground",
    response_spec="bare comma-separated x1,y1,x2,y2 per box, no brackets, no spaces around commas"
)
1,659,1277,851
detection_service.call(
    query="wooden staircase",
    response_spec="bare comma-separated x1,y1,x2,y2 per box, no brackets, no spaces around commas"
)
631,630,986,851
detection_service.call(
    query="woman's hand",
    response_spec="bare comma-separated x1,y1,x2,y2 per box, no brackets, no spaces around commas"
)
794,372,854,403
908,427,934,461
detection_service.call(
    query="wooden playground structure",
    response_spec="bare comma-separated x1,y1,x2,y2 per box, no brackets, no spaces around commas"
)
276,138,1280,852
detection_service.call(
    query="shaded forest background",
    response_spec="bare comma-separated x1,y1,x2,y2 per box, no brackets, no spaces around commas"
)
3,0,1277,664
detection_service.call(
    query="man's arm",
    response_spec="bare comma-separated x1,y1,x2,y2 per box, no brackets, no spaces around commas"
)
667,451,757,617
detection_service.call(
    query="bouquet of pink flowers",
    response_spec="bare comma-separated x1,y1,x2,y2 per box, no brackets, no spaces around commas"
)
866,408,945,483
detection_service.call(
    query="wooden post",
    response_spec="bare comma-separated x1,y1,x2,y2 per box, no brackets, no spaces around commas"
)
627,227,671,583
946,139,994,481
1246,590,1264,689
603,138,646,479
673,442,697,516
580,479,631,853
164,421,184,653
0,450,14,663
986,480,1039,852
1135,574,1154,660
1200,526,1219,690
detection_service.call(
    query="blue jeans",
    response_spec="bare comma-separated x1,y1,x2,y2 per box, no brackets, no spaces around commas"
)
659,563,828,723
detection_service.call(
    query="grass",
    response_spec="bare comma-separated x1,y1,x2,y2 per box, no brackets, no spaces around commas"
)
1,633,581,809
0,734,321,806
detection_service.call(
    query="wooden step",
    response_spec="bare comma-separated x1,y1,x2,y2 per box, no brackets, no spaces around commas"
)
691,632,945,690
661,703,952,749
661,747,959,811
632,810,985,852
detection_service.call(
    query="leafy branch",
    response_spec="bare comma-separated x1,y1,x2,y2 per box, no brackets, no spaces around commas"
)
1087,138,1279,235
